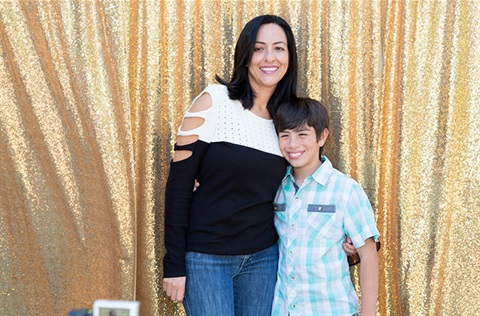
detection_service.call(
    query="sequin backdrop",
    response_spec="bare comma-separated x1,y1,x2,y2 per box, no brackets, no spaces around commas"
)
0,1,478,315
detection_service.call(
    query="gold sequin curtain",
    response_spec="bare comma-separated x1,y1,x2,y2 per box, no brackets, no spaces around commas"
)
0,1,479,315
0,0,136,315
377,1,480,315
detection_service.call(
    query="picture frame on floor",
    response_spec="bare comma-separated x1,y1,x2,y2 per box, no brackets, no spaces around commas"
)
93,300,139,316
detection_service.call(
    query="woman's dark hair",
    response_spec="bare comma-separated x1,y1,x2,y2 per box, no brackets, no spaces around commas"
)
216,15,298,117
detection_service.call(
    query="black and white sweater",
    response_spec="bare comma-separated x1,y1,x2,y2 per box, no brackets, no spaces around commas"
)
163,84,288,277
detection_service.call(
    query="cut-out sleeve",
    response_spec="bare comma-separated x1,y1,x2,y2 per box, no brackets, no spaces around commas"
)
163,87,217,277
176,108,211,137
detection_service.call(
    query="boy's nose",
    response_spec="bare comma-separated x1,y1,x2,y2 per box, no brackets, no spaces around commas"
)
289,137,300,147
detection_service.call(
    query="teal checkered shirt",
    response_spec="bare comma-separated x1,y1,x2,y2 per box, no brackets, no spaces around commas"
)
272,156,379,316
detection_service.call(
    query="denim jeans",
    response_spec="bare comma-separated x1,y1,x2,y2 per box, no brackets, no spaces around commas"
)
183,243,279,316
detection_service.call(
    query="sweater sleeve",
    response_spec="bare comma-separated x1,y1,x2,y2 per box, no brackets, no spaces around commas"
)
162,86,218,277
163,141,210,277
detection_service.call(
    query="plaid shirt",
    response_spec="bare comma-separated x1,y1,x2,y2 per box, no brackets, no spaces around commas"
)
272,156,379,316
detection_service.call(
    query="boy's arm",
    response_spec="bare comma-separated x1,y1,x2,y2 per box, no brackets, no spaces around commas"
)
357,237,379,316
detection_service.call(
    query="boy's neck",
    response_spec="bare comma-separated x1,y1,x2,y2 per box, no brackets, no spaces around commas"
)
292,159,323,187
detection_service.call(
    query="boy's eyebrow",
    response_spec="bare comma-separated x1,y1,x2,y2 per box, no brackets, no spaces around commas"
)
294,126,310,131
278,127,309,133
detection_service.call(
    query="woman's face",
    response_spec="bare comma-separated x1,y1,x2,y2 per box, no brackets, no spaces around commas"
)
248,23,289,93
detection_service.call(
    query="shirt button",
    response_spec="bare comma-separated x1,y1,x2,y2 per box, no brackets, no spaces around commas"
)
290,276,295,281
318,206,322,211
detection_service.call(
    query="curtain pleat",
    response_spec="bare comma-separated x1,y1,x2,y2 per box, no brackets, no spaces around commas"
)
0,1,135,315
0,1,478,315
377,1,480,315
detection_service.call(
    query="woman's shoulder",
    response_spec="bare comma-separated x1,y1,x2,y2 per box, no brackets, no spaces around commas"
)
202,83,229,96
189,84,227,111
201,84,238,109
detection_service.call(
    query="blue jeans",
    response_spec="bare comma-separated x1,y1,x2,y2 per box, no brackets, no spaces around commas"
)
183,243,279,316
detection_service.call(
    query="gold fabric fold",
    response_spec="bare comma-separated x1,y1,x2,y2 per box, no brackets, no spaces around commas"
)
1,1,479,315
0,1,135,314
377,1,480,315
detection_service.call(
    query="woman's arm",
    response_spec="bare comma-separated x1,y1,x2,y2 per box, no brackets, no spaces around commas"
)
163,93,212,301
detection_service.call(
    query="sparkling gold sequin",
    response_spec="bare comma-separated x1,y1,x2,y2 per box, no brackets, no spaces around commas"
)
0,1,479,315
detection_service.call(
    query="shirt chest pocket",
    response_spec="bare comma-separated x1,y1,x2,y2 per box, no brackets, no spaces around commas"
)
305,204,340,239
273,203,287,235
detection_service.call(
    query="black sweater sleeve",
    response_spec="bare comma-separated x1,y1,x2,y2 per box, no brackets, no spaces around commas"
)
163,141,209,277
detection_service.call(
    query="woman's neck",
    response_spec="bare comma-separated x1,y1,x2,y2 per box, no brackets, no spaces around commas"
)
250,103,270,119
251,89,274,119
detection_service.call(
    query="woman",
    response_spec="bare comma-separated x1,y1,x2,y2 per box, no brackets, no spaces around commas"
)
162,15,355,315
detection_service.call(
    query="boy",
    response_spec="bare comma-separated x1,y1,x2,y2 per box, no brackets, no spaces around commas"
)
272,98,380,316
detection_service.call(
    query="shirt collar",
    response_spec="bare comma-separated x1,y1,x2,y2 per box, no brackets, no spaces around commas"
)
283,165,294,181
311,156,334,186
282,156,334,186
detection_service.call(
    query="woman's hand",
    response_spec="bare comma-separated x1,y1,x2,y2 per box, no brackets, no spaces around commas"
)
193,179,200,192
343,236,361,266
343,236,381,266
163,276,186,302
342,236,357,255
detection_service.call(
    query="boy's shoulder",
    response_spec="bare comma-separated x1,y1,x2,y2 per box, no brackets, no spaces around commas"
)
320,157,364,192
330,167,359,185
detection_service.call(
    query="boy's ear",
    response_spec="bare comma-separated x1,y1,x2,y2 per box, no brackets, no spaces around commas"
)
318,128,329,147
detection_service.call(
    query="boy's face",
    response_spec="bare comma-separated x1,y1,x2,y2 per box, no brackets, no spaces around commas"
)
278,125,328,174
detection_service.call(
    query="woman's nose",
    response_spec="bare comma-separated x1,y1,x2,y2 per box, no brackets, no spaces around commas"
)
264,48,275,62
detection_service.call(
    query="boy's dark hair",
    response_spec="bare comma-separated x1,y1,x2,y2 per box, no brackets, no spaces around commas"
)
216,15,298,117
274,97,329,155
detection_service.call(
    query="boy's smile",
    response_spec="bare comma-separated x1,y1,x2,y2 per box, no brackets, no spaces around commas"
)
278,125,328,184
